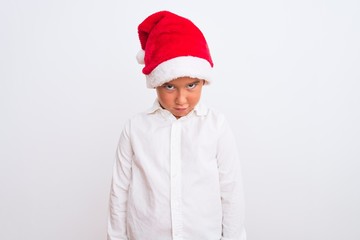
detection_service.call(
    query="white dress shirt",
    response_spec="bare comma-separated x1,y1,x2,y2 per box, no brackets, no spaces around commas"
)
108,100,246,240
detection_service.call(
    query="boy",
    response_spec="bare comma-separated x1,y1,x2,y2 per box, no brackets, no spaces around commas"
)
108,10,246,240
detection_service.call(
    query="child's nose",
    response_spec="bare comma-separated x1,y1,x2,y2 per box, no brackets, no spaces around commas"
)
175,90,187,105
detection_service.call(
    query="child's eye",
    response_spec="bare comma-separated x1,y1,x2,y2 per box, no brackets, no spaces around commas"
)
163,84,175,90
187,83,198,89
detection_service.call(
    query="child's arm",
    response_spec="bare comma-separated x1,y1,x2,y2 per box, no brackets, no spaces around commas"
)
217,117,247,240
107,122,132,240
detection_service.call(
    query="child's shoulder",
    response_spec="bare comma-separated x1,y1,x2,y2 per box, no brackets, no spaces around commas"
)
199,102,225,118
196,103,229,128
204,105,225,119
122,103,161,128
123,110,149,125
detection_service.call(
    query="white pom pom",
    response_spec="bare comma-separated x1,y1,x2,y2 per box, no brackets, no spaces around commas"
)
136,49,145,64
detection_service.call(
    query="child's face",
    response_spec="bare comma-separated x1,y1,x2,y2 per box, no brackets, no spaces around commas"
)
156,77,205,119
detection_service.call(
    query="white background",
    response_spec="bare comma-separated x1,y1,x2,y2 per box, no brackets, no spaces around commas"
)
1,0,359,239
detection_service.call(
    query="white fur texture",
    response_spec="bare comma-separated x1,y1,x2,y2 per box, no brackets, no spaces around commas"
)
136,49,145,64
145,56,212,88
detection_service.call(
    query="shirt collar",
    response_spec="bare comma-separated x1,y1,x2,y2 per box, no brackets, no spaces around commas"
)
193,101,209,117
146,99,163,114
146,99,209,118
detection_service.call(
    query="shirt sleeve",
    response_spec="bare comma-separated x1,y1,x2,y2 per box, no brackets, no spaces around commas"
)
107,121,133,240
217,117,247,240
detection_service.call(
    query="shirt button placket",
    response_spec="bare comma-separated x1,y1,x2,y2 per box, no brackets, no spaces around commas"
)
170,121,183,240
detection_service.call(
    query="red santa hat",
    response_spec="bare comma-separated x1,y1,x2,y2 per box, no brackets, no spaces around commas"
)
136,10,214,88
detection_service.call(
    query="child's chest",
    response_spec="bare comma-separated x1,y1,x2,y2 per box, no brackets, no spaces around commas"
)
130,119,219,165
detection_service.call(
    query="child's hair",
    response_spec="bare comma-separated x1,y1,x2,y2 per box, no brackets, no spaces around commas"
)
136,11,214,88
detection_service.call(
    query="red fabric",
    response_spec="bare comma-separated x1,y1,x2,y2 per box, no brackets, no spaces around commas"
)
137,11,213,75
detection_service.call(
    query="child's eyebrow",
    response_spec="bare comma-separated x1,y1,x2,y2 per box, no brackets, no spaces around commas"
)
188,80,201,85
161,80,200,87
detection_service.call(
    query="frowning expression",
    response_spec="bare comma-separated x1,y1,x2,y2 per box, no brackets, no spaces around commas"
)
156,77,205,119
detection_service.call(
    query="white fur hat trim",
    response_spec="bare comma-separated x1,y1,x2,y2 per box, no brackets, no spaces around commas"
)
145,56,212,88
136,49,145,64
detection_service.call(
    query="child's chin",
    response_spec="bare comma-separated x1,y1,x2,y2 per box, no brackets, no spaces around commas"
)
172,109,189,117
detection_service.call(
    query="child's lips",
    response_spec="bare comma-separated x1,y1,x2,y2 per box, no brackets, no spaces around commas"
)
174,107,188,111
